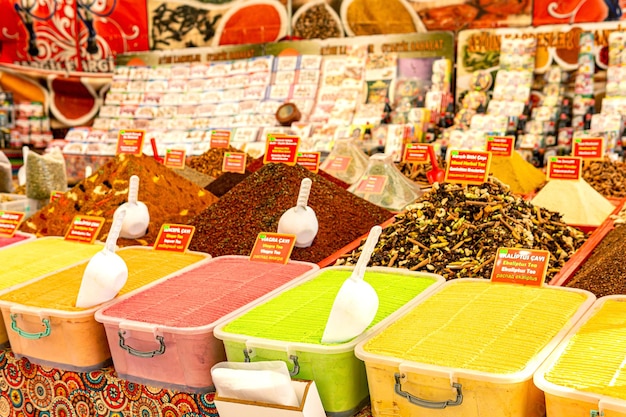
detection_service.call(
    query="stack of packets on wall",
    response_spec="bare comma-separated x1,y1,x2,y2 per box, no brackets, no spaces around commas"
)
601,31,626,155
571,31,596,134
9,101,53,149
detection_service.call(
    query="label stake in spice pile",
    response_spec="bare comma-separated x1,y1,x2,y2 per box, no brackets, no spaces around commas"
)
336,177,588,282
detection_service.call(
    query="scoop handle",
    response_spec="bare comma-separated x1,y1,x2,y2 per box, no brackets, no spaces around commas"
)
297,178,312,209
106,208,126,253
85,166,92,178
128,175,140,205
351,225,382,282
22,146,29,168
428,145,439,170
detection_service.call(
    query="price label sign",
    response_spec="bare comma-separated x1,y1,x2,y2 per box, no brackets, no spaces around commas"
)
491,247,550,287
250,232,296,264
153,224,195,252
486,136,515,157
547,156,582,181
296,152,321,173
445,150,491,185
324,155,352,172
0,211,25,238
263,134,300,165
64,215,105,244
210,130,231,149
355,175,387,194
572,137,604,160
222,152,247,174
402,144,430,164
50,191,64,203
164,149,186,170
116,129,145,156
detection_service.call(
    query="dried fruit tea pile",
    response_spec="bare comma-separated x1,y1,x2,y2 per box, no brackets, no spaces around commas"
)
188,163,392,263
21,154,218,247
582,159,626,199
337,177,587,282
187,146,252,178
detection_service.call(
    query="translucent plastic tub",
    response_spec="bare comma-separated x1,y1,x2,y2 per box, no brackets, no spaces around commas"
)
0,247,207,371
355,279,595,417
95,255,319,392
534,295,626,417
214,266,445,417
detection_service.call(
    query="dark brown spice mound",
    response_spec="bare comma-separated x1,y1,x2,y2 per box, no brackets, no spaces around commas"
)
205,171,252,197
20,154,218,247
566,224,626,297
188,163,393,263
187,146,251,178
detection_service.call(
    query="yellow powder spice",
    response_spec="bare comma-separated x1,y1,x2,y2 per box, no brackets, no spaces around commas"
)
346,0,416,35
489,152,546,195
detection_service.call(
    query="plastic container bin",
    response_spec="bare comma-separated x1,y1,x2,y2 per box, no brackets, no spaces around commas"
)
0,193,41,218
534,295,626,417
0,247,207,372
95,256,319,392
0,237,104,346
0,231,35,249
214,266,445,417
355,279,596,417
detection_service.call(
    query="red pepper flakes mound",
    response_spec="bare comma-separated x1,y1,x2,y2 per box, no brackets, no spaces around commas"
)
20,154,218,247
188,163,393,263
247,157,351,190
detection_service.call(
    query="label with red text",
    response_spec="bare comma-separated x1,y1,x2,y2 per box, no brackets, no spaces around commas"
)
264,134,300,165
0,211,25,238
491,248,550,287
296,152,321,173
50,191,64,203
547,156,582,181
572,137,604,160
355,175,387,194
222,152,247,174
164,149,186,170
210,130,231,148
64,215,104,244
153,224,195,252
116,129,145,155
402,144,430,163
324,156,352,172
445,150,491,185
250,232,296,264
486,136,515,157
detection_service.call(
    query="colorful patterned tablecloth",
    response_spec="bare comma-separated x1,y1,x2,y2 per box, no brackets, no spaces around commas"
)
0,349,373,417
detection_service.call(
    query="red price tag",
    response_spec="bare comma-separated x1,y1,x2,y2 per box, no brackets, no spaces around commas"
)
324,156,352,172
116,129,145,156
0,211,25,238
491,247,550,287
263,134,300,165
445,150,491,185
153,224,195,252
222,152,247,174
403,144,430,164
50,191,64,203
250,232,296,264
296,152,320,173
64,215,105,244
164,149,186,170
486,136,514,157
210,130,231,149
355,175,387,194
572,137,604,160
547,156,582,181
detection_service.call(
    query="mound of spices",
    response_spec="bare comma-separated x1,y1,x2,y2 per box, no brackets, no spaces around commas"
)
531,179,615,226
188,163,393,263
20,154,218,247
336,177,588,282
489,152,546,195
247,157,351,189
205,170,252,197
187,146,251,178
582,159,626,198
174,166,215,188
396,158,446,189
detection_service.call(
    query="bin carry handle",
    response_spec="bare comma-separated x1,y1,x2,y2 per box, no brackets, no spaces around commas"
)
10,314,51,340
118,330,166,358
242,348,301,377
394,373,463,409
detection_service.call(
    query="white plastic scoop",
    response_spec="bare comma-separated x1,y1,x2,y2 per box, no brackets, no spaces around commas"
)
322,225,382,344
277,178,318,248
76,208,129,308
115,175,150,239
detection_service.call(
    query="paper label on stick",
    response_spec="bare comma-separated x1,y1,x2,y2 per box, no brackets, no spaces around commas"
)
402,144,430,163
445,150,491,185
0,211,25,238
116,129,145,156
486,136,514,157
296,152,321,173
355,175,387,194
153,224,195,252
572,137,604,160
164,149,186,169
222,152,247,174
547,156,582,180
490,247,550,287
210,130,231,149
263,134,299,165
50,191,64,203
324,156,352,172
250,232,296,264
64,215,104,244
